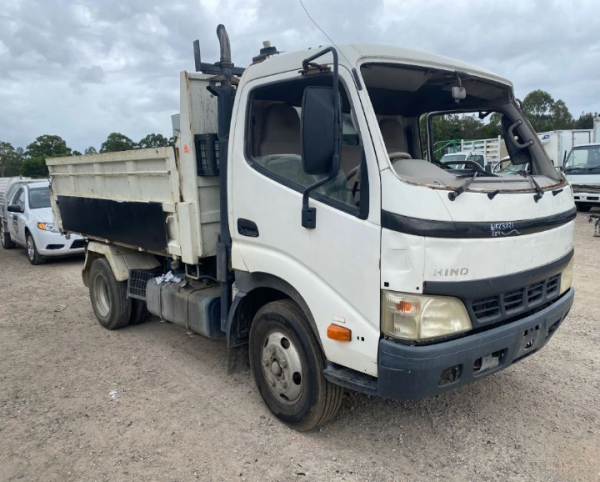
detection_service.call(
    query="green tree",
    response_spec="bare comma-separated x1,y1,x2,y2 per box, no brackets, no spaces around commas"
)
84,146,97,155
100,133,137,153
574,112,597,129
72,150,83,156
551,99,574,130
139,133,169,148
20,158,49,178
26,135,71,159
0,141,24,177
522,90,574,132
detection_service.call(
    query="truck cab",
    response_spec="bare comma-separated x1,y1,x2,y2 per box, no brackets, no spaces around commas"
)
564,143,600,212
48,27,575,431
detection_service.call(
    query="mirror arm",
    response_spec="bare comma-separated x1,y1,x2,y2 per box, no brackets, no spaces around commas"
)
301,47,341,229
301,153,339,228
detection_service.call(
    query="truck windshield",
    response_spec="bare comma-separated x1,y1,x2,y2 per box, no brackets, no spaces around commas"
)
564,145,600,174
28,187,51,209
360,62,562,190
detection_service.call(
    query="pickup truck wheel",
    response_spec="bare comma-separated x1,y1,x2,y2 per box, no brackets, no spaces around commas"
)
1,223,15,249
26,234,46,265
89,258,131,330
249,300,344,431
129,299,150,325
576,203,592,212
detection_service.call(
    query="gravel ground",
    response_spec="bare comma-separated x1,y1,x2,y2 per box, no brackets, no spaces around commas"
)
1,213,599,482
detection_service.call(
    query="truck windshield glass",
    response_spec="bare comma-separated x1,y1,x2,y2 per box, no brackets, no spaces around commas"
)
564,145,600,174
360,62,562,191
28,187,51,209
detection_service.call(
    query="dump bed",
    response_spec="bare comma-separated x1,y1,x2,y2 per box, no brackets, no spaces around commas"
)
48,73,221,265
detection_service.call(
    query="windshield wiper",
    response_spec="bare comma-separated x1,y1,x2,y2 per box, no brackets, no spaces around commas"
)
520,172,544,202
448,172,477,201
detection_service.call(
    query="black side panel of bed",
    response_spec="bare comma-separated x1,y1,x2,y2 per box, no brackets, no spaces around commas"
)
57,195,168,252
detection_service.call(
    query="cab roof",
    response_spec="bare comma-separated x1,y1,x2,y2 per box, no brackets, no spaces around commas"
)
242,44,511,87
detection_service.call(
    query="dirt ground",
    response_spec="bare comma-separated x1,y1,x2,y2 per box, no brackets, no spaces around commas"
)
1,214,599,482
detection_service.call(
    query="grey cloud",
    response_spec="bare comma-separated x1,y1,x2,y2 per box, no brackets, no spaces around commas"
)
75,65,105,84
0,0,599,152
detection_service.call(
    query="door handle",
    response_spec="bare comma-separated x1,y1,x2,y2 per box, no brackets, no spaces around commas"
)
237,218,259,237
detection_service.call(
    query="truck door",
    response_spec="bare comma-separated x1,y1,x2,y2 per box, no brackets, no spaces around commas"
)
230,70,382,376
9,187,27,245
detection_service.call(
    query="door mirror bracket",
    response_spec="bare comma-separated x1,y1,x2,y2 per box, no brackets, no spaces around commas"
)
299,47,342,229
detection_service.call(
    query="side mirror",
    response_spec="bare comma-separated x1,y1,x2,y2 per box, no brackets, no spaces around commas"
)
7,204,23,213
301,86,340,175
484,164,492,173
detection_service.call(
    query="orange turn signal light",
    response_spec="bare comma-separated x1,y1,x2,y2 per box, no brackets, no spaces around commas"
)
395,300,418,313
327,324,352,342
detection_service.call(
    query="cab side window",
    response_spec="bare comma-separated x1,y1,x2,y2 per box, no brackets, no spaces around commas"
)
13,188,25,210
246,77,364,215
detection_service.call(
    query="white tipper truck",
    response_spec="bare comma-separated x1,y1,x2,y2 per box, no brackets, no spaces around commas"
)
48,25,575,430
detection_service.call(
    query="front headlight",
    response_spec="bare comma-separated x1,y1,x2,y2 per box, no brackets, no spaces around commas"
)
37,222,55,231
381,291,472,342
559,258,574,294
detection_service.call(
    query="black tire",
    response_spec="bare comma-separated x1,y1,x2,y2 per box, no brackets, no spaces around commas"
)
26,233,46,265
576,203,592,212
89,258,131,330
129,299,151,325
1,222,15,249
249,300,344,431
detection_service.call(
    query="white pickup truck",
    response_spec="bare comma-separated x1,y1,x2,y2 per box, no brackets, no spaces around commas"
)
48,25,575,430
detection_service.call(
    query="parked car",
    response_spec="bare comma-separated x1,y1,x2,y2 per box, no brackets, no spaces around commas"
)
440,151,485,170
494,156,529,175
0,180,86,264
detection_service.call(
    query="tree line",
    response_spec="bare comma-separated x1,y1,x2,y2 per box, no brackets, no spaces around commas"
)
426,89,597,146
0,132,175,178
1,89,597,178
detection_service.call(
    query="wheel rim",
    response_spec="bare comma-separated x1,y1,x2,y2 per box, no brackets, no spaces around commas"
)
93,274,111,317
260,331,304,404
27,237,34,260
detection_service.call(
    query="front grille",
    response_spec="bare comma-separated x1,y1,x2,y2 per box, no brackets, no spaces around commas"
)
70,239,86,249
471,274,561,324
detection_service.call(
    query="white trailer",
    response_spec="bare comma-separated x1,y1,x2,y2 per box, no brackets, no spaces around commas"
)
459,137,504,168
537,129,593,168
48,25,575,430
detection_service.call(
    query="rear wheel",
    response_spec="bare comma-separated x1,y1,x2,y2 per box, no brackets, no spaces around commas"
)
1,222,15,249
249,300,344,431
26,233,46,265
576,203,592,212
129,299,151,325
89,258,131,330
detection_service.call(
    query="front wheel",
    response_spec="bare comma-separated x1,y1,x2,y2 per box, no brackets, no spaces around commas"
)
26,234,46,265
89,258,131,330
249,300,344,431
576,203,592,212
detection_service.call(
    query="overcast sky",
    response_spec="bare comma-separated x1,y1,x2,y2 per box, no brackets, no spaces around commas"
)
1,0,599,151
